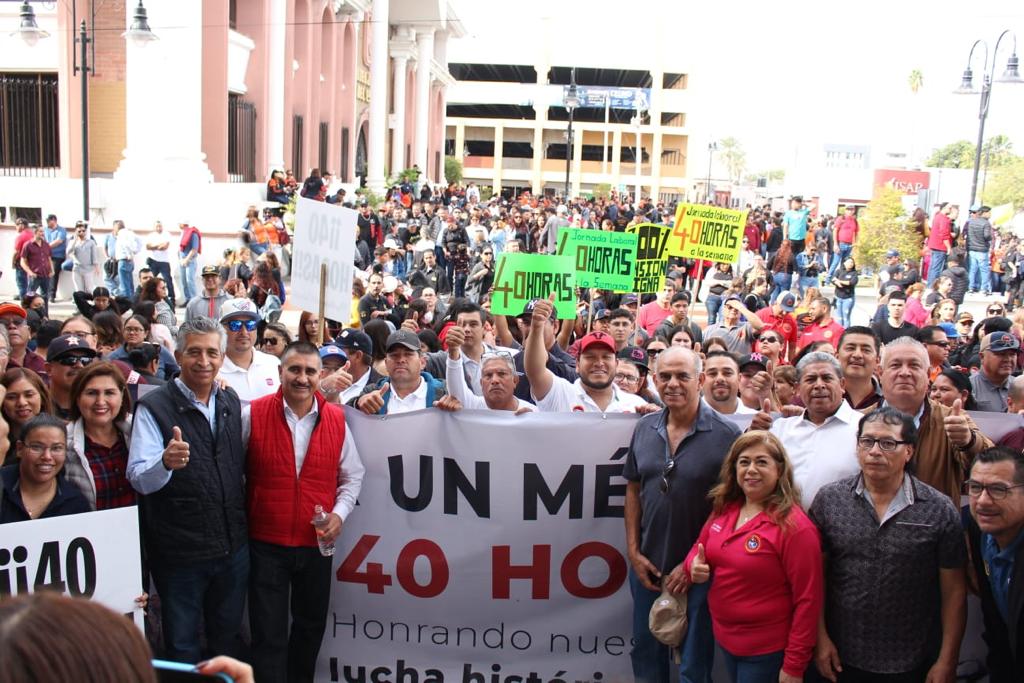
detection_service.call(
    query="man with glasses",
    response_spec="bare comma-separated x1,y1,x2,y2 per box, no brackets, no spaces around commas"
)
623,346,740,682
964,446,1024,680
971,331,1019,412
44,335,97,419
810,407,966,683
217,299,280,407
915,325,952,382
466,247,495,300
185,265,230,323
0,303,47,380
756,292,799,362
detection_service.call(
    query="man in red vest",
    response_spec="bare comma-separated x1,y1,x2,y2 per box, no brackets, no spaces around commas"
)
243,341,364,683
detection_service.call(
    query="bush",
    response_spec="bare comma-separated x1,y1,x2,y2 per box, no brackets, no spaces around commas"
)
854,186,921,273
593,183,612,201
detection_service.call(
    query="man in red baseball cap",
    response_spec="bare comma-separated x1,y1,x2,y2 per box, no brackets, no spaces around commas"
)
524,297,653,414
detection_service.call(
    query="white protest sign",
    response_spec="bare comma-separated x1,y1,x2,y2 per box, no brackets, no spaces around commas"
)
291,197,358,323
1,507,145,628
316,410,636,682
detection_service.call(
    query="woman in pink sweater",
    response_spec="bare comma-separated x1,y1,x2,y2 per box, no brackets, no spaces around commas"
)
686,431,823,683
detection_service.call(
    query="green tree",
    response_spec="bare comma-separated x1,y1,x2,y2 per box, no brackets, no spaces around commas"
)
592,182,612,200
926,140,976,168
908,69,924,94
718,137,746,183
983,157,1024,211
855,186,920,273
982,134,1016,167
444,156,463,185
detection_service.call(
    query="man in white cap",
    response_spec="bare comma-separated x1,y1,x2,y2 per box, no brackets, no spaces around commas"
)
217,299,280,406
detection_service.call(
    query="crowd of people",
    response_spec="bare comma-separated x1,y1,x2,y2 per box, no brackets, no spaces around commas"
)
2,184,1023,683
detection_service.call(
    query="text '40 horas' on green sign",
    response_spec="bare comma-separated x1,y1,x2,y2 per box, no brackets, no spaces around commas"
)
669,203,749,264
491,253,577,320
555,228,638,292
623,223,671,294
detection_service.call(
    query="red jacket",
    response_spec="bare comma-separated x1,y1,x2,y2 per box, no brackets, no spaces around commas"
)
247,389,345,547
685,502,823,677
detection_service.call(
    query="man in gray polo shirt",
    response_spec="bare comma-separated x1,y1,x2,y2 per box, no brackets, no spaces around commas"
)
623,346,741,683
971,331,1019,412
810,406,966,682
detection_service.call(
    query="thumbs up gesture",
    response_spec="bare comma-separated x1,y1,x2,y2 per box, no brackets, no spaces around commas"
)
942,398,973,448
749,398,775,432
690,543,710,584
162,426,190,471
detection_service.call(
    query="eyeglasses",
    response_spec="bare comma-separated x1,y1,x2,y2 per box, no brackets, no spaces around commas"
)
55,355,95,368
226,319,259,332
988,308,1005,315
0,317,25,328
962,480,1024,500
647,348,665,358
924,340,950,348
23,443,66,456
614,372,640,383
123,326,145,334
957,320,974,326
856,437,909,452
262,337,281,347
660,459,676,493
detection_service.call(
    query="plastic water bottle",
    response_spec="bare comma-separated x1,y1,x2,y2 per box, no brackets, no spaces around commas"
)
311,505,335,556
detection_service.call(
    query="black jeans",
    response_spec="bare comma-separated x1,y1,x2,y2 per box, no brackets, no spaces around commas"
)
50,257,64,300
248,540,333,683
148,258,176,306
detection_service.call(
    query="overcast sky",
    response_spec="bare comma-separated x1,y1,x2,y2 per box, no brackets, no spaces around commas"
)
448,0,1024,171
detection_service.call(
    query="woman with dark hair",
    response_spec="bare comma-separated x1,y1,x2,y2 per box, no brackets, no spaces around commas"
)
248,261,281,318
127,342,164,386
743,277,770,313
1,368,52,464
61,361,135,511
259,250,287,304
132,300,173,351
929,368,979,411
418,328,442,353
300,168,324,199
105,315,179,381
258,321,292,357
1,414,89,522
138,276,178,336
362,320,391,375
92,309,124,356
951,316,1013,369
686,431,822,683
830,255,859,328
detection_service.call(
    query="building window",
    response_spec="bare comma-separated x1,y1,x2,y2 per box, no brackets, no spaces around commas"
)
229,0,237,30
341,127,350,183
318,121,329,174
228,94,257,182
0,73,59,177
292,114,304,177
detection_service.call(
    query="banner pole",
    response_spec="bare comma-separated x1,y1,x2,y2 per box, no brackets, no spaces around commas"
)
316,262,327,345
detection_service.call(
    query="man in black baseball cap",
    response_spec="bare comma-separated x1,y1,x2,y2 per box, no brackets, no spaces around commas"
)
352,330,455,414
45,334,98,418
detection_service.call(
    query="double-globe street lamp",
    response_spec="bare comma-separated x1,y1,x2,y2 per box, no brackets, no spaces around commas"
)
12,1,158,224
563,67,579,201
953,30,1021,208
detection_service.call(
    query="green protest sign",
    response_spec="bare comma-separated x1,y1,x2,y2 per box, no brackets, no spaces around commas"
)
620,223,671,293
555,228,638,291
491,253,576,319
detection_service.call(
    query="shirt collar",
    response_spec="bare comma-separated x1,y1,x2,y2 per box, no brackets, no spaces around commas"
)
854,471,916,503
978,371,1010,391
174,377,218,405
284,396,319,422
984,526,1024,557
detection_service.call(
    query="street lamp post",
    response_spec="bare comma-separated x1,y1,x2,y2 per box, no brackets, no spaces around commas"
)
563,68,579,201
706,141,718,205
953,30,1021,208
14,1,157,224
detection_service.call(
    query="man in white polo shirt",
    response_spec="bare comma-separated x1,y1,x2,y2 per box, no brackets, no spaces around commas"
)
525,296,652,414
217,299,280,406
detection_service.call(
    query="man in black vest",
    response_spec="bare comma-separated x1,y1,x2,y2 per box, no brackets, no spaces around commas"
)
127,316,248,663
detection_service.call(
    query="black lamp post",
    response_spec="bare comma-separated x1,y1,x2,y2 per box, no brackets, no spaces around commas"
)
953,30,1021,208
15,1,157,224
563,68,579,201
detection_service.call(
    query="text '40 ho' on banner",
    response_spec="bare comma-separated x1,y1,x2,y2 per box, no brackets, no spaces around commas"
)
669,203,749,264
491,253,577,319
556,228,638,292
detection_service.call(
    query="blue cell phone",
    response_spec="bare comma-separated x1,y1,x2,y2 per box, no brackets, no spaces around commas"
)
152,660,234,683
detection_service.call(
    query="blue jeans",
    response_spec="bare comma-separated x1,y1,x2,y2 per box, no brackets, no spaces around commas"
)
721,648,784,683
926,249,947,287
453,272,467,298
117,259,134,298
179,258,198,302
151,544,250,663
15,266,28,299
796,275,818,298
968,251,991,293
769,272,791,303
835,296,854,327
827,242,854,279
705,294,723,325
629,570,715,683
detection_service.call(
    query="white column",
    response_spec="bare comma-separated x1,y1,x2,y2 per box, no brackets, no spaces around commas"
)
414,29,434,174
115,0,212,184
366,0,389,192
390,54,408,174
266,0,287,172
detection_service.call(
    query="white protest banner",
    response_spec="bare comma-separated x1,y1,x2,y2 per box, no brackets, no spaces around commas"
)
0,507,144,628
291,197,358,323
317,411,637,682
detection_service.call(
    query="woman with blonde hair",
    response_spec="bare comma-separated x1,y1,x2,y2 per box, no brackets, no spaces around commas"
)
686,431,822,683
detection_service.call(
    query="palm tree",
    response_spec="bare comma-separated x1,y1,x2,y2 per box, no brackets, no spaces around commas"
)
718,137,746,184
908,69,924,94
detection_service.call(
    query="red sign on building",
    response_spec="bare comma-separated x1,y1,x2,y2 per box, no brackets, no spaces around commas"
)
873,169,930,195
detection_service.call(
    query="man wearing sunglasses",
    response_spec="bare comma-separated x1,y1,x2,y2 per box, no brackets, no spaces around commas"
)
623,346,740,682
217,299,280,407
0,302,47,381
45,334,97,419
964,446,1024,680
